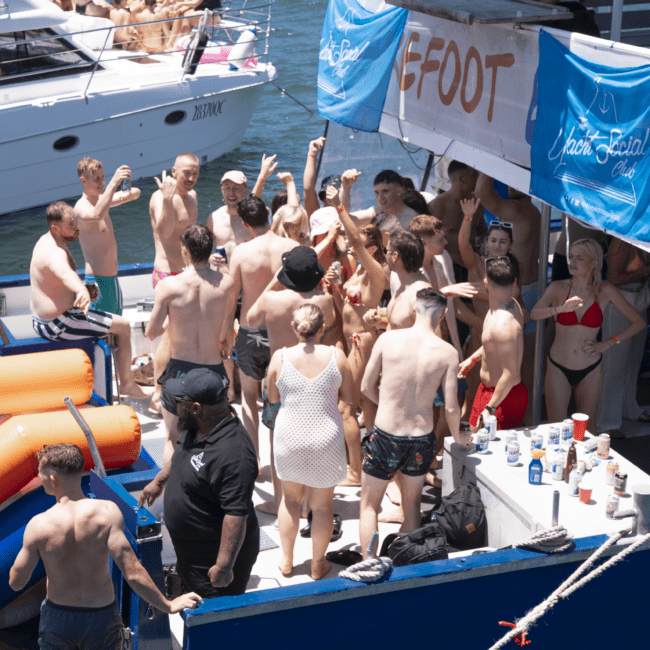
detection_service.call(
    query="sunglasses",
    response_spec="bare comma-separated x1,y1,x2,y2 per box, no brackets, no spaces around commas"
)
489,220,513,231
484,255,509,270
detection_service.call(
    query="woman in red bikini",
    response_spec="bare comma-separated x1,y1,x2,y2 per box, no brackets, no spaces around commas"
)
531,238,645,430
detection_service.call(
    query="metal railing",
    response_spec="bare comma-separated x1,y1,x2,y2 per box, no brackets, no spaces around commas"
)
0,0,273,96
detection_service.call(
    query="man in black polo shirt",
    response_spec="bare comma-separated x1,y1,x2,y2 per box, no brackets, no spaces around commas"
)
139,368,259,597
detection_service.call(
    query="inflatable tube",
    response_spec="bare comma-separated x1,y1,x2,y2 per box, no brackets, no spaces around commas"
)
0,349,94,415
175,37,257,66
0,405,141,504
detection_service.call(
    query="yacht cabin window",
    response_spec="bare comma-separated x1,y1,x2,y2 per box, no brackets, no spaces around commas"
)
0,29,98,83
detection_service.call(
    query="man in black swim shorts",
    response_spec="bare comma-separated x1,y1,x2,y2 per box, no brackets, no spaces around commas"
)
360,289,471,558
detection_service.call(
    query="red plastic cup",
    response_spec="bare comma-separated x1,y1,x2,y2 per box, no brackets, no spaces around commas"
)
579,485,592,504
572,413,588,441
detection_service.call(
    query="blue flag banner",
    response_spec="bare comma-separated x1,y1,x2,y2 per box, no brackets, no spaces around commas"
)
317,0,407,132
530,31,650,242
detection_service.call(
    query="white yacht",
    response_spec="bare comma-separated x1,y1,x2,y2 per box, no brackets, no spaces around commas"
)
0,0,277,215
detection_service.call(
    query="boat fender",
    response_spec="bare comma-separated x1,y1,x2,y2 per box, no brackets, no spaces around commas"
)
183,31,210,75
227,29,256,70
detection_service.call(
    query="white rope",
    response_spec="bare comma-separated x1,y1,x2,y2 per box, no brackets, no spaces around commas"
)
339,557,393,583
487,528,650,650
512,525,574,554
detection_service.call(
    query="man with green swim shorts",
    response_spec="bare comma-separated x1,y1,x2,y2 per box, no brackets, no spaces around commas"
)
75,157,141,315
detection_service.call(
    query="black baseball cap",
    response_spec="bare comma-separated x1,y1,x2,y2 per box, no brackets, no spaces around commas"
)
164,368,229,405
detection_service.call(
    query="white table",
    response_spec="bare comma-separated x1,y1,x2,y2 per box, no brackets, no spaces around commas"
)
442,425,650,548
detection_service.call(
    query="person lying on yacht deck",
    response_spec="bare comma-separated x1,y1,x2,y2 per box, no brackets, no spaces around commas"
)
10,443,201,650
29,202,150,399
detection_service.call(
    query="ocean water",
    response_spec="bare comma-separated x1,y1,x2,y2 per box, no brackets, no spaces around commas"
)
0,0,430,277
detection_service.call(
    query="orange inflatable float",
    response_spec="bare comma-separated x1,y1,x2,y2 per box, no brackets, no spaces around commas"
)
0,349,94,415
0,405,141,504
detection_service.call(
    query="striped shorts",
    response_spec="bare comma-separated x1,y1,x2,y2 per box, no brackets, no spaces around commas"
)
32,308,113,341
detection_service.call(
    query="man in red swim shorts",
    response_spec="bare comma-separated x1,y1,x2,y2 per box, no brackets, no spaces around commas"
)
459,256,528,431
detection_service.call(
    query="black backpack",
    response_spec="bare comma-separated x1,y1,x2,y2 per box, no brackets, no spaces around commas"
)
379,516,448,567
422,482,486,551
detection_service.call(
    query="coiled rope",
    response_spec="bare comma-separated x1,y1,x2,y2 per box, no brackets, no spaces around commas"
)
488,528,650,650
512,525,574,554
339,557,393,583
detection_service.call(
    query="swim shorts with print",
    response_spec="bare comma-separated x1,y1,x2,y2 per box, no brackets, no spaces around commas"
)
32,308,113,341
363,424,436,481
159,358,228,415
85,274,123,315
469,381,529,430
38,600,124,650
234,326,270,381
152,268,181,289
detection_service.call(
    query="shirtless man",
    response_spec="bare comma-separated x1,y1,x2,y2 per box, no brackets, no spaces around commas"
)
247,246,335,514
30,202,149,399
75,158,141,315
427,161,486,275
350,170,417,229
365,230,430,331
145,224,234,468
9,444,201,650
109,0,138,49
131,0,172,53
360,288,470,557
459,257,528,432
475,173,540,423
149,152,200,412
204,155,278,401
226,195,299,465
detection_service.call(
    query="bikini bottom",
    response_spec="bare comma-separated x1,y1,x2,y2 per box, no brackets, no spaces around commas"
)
548,354,602,388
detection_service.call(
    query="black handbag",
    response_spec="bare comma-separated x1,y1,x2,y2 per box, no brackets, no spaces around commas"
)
379,515,449,567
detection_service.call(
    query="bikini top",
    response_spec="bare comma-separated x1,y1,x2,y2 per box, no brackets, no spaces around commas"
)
555,282,603,328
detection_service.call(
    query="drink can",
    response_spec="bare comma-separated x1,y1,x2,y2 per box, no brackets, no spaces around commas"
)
505,431,518,454
507,441,519,466
485,415,498,440
605,461,619,486
569,469,581,496
547,426,560,446
530,433,543,451
552,455,565,481
121,177,131,193
331,261,341,285
597,433,611,460
560,419,573,443
605,493,619,518
614,471,627,496
476,429,489,454
215,246,228,265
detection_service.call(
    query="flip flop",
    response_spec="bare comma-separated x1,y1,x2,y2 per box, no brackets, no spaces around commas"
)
299,511,312,538
326,549,363,566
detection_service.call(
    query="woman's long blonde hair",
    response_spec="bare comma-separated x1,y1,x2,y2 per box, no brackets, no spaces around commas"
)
570,238,603,295
272,205,309,244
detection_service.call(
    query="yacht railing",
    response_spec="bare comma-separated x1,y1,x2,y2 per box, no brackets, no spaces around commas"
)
0,0,273,97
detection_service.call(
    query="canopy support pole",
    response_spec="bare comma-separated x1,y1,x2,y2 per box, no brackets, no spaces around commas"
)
532,202,551,425
420,152,435,193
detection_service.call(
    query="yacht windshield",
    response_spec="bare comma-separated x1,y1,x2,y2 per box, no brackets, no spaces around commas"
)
0,29,97,84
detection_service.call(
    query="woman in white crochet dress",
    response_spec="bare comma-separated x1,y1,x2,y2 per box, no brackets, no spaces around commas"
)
266,304,354,580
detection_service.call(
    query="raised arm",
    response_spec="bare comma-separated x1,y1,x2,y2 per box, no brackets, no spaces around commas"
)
326,184,385,288
339,168,361,213
277,172,300,207
252,154,278,199
458,197,482,272
150,171,178,240
108,505,203,613
303,137,325,216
